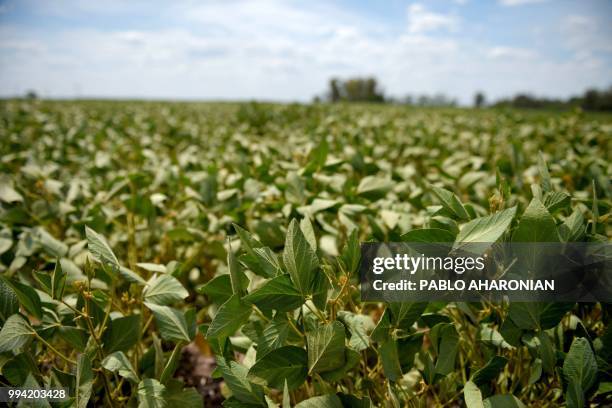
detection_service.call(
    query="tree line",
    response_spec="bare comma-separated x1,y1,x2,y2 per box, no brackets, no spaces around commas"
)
317,77,612,111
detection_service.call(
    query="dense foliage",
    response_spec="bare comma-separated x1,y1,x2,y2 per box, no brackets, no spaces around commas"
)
0,100,610,407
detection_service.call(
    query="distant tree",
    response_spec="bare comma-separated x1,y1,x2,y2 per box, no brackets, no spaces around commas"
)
474,92,485,108
329,79,341,103
326,77,384,103
25,90,38,100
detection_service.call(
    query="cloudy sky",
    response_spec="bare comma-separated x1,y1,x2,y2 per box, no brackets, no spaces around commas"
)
0,0,611,103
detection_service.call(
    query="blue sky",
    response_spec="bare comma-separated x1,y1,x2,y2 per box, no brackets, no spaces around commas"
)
0,0,611,103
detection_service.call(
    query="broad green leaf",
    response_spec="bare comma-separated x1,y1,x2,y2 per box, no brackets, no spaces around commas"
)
538,332,555,374
143,274,188,306
338,311,374,351
563,337,597,392
165,386,202,407
431,323,459,376
0,180,23,203
471,356,507,386
464,380,484,408
119,266,147,285
206,294,252,339
295,394,343,408
216,356,265,405
379,340,402,382
145,303,191,343
283,219,319,295
137,378,167,408
453,207,516,249
102,351,139,383
507,302,540,330
103,314,141,352
85,226,120,269
0,278,19,324
512,198,559,242
33,227,68,258
543,191,570,213
300,217,317,251
389,302,427,330
430,185,469,220
247,346,308,390
243,274,304,313
307,321,345,374
356,176,393,199
75,354,93,408
256,317,296,358
0,276,42,319
320,348,360,382
197,274,232,305
0,314,34,352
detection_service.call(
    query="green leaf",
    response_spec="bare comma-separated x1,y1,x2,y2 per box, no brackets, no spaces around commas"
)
379,340,402,382
119,266,146,285
143,274,189,305
563,337,597,393
537,151,552,192
247,346,308,390
51,260,67,299
137,378,167,408
197,274,233,305
307,321,345,374
430,185,470,220
356,176,394,199
506,302,539,330
256,316,296,358
337,311,373,351
453,207,516,249
75,354,93,408
543,191,570,214
464,380,485,408
34,227,68,258
283,219,319,295
165,386,202,407
295,394,343,408
300,217,317,251
0,314,34,352
389,302,428,330
538,332,555,374
145,303,192,343
400,228,456,243
0,276,42,319
512,198,559,242
136,263,167,273
0,278,19,324
282,380,290,408
320,348,360,382
206,294,252,340
243,274,304,313
160,343,183,384
228,241,248,296
85,226,120,269
431,323,459,376
103,314,141,352
0,180,23,203
339,228,361,274
471,356,508,386
102,351,139,383
216,356,265,405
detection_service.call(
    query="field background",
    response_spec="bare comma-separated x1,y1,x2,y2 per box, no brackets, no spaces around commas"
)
0,100,611,407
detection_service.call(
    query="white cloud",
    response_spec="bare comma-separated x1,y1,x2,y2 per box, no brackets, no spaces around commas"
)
499,0,548,6
407,4,459,34
487,46,537,59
